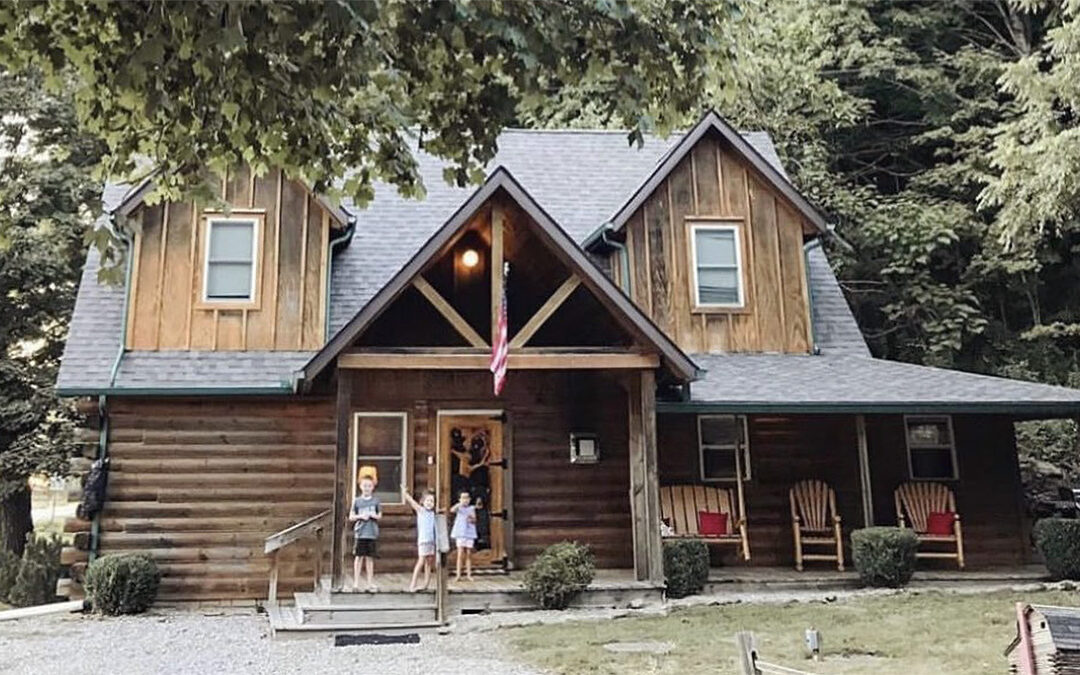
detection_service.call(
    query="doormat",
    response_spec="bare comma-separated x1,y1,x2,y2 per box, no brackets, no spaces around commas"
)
335,633,421,647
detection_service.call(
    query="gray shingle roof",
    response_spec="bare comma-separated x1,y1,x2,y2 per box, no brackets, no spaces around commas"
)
806,245,869,356
683,353,1080,414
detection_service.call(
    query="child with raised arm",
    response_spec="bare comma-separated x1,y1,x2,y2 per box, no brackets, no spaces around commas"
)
449,490,478,582
349,467,382,592
402,484,438,592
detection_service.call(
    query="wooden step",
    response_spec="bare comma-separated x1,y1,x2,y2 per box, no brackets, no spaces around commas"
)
267,604,441,640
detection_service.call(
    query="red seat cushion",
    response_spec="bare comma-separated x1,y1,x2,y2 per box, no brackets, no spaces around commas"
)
925,511,955,535
698,511,729,537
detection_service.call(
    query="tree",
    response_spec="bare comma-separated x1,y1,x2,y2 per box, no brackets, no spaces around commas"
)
0,0,738,211
0,70,102,556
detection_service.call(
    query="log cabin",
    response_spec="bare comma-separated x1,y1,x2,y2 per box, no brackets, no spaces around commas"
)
56,111,1080,624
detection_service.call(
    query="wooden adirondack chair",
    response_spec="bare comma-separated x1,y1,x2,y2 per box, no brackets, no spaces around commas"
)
789,480,844,572
894,481,965,568
659,484,750,561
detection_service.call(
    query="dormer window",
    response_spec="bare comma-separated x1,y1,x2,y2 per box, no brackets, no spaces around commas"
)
689,221,744,310
202,214,262,306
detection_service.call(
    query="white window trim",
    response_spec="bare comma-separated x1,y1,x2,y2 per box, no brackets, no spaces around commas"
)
697,414,751,482
202,215,261,304
352,412,409,505
688,222,745,310
904,414,959,481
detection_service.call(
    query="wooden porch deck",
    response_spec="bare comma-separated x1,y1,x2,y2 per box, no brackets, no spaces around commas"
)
706,564,1048,593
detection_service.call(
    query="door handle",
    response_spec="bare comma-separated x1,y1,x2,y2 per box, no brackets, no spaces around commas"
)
489,458,508,469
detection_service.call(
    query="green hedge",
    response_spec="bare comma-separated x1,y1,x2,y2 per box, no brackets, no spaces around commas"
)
1034,518,1080,580
6,535,63,607
523,541,595,610
0,548,18,602
85,553,161,615
663,540,710,598
851,527,918,588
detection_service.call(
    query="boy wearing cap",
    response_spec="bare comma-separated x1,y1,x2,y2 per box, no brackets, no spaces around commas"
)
349,467,383,592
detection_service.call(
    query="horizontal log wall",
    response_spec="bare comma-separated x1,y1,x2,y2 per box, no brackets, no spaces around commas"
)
126,166,335,351
619,130,813,354
658,412,1030,568
345,369,633,576
63,397,335,601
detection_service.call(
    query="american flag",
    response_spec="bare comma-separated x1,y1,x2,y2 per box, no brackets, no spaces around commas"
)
490,263,509,396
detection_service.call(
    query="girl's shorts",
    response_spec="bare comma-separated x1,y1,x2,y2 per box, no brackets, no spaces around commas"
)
455,538,475,549
418,542,436,557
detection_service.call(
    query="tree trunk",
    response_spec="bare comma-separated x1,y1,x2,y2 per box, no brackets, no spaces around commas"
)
0,485,33,557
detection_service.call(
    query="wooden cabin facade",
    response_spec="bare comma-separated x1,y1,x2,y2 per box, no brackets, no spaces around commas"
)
57,111,1080,604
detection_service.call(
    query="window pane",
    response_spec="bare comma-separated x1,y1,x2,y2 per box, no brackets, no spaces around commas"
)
695,229,737,265
910,448,954,479
356,416,404,458
703,447,737,480
907,418,950,447
206,262,252,298
209,221,254,261
697,267,740,305
355,458,403,503
700,415,740,446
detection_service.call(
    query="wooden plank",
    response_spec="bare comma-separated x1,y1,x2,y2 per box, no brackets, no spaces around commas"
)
667,157,700,351
627,211,651,311
264,509,331,553
644,190,672,335
318,211,330,345
0,600,84,623
777,202,811,353
297,194,309,349
749,179,784,352
413,277,488,348
275,178,306,348
130,203,164,349
338,351,659,370
301,198,323,348
244,171,280,349
692,137,723,216
508,275,581,349
332,374,351,588
640,369,662,583
188,204,217,349
627,372,647,580
491,203,505,344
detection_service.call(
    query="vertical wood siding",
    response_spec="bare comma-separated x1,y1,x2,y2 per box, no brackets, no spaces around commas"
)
619,133,813,354
125,168,334,351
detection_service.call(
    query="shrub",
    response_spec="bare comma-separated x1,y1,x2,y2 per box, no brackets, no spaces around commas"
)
851,527,918,588
523,541,595,610
663,540,710,598
6,535,62,608
0,548,19,602
85,553,161,615
1034,518,1080,580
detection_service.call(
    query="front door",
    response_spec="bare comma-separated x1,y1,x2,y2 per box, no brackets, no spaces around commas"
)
438,413,506,569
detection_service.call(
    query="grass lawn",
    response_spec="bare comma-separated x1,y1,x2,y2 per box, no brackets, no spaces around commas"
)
506,590,1078,674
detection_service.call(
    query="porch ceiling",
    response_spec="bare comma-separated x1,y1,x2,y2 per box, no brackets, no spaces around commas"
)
671,353,1080,418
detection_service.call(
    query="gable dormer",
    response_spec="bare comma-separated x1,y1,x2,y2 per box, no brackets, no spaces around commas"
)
118,166,349,351
594,114,821,354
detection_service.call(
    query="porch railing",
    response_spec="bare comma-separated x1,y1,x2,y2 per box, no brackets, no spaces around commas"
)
264,509,331,606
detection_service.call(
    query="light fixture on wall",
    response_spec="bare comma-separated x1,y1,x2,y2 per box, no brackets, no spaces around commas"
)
570,432,600,464
461,248,480,268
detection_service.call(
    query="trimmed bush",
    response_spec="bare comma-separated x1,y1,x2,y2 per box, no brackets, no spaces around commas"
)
1034,518,1080,580
663,540,710,598
85,553,161,615
523,541,595,610
851,527,918,588
0,548,18,602
6,535,62,608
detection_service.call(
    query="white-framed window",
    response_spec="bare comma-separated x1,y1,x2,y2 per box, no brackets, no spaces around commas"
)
698,414,751,482
352,412,409,505
203,215,260,303
904,415,958,480
689,222,744,309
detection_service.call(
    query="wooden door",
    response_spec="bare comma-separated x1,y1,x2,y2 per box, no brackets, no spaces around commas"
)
439,414,506,569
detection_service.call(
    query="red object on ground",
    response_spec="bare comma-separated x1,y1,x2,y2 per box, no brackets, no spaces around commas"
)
698,511,729,537
925,511,955,535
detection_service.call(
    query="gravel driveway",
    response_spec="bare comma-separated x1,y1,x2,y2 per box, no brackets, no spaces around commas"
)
0,610,542,675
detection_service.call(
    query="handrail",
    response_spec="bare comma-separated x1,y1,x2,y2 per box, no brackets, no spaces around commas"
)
264,509,331,606
264,509,331,554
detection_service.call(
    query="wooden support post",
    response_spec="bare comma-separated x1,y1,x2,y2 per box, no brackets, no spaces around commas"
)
491,204,505,343
330,372,352,589
267,550,279,607
312,526,323,591
627,370,663,583
856,414,873,527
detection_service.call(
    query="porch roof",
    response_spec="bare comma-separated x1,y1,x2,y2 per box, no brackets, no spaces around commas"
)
669,353,1080,417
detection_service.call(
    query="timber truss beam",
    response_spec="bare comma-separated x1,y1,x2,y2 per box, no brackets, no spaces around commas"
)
339,348,659,370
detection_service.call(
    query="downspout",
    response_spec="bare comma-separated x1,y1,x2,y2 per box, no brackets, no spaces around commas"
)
90,225,135,563
803,238,823,355
599,223,631,296
323,219,356,341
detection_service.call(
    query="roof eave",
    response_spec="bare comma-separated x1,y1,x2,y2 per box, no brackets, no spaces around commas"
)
658,400,1080,418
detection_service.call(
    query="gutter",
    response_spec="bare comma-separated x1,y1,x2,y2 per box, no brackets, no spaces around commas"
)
656,400,1080,418
58,385,296,397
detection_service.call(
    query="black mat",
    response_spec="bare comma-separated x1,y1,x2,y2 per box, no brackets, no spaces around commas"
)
334,633,421,647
